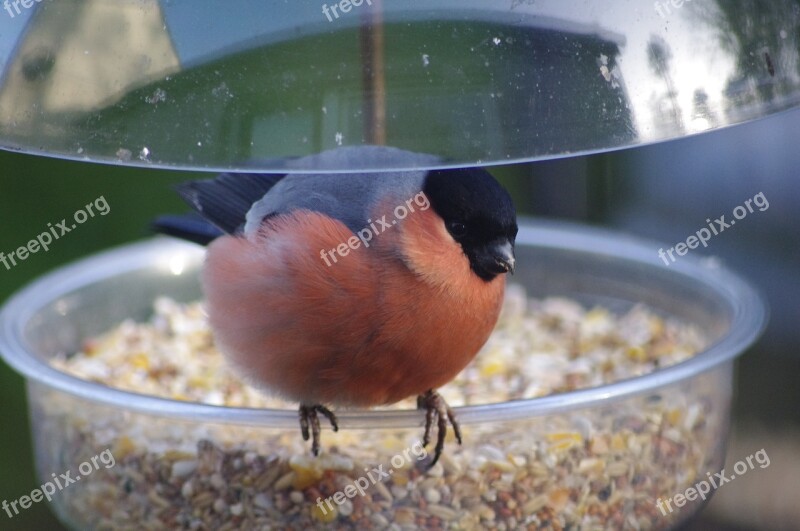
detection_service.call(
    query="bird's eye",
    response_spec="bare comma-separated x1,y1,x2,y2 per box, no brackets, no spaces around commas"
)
447,221,467,237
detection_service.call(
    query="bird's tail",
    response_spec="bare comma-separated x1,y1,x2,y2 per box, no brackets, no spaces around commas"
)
153,172,285,245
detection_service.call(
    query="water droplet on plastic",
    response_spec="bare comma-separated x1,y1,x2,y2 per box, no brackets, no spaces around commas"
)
212,82,233,99
145,88,167,105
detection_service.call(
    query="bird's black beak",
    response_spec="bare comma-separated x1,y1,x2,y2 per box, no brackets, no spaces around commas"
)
474,239,515,278
490,240,516,274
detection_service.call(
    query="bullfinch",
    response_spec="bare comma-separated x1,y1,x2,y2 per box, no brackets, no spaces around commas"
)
155,146,518,466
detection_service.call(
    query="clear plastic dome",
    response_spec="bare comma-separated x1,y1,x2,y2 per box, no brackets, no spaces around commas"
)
0,0,798,171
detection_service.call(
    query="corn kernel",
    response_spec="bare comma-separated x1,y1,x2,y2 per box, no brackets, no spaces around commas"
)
548,488,570,511
666,408,682,426
626,346,647,362
130,353,149,370
312,504,337,522
114,436,136,458
585,308,608,322
480,359,505,377
546,432,583,443
290,463,323,489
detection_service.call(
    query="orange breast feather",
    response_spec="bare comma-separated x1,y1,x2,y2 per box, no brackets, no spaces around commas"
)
202,207,504,407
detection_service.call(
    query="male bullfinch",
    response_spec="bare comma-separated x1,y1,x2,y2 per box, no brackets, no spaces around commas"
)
156,146,518,466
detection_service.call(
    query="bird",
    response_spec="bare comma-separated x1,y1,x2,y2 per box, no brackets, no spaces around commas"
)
155,146,518,467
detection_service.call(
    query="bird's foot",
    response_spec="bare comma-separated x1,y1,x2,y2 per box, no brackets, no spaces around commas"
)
299,404,339,456
416,389,462,468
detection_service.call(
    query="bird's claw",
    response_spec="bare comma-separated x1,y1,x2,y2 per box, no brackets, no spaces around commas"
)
417,389,462,468
298,404,339,456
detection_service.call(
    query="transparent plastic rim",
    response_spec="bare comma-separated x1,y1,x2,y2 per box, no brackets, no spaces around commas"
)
0,220,767,429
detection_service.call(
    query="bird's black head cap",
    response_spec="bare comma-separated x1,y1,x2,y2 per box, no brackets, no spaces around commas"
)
423,168,518,282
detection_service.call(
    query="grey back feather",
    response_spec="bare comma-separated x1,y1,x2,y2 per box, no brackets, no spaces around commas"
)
244,146,441,234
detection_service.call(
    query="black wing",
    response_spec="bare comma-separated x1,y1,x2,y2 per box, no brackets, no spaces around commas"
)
153,172,285,245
